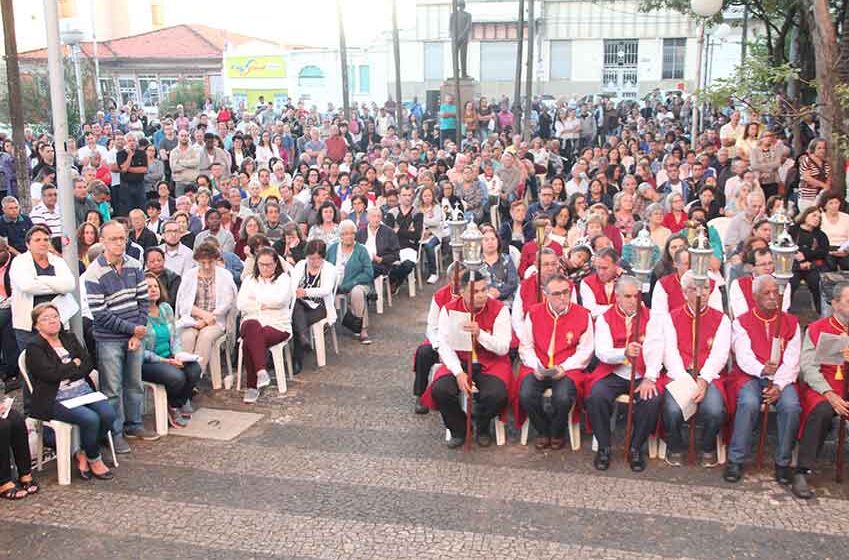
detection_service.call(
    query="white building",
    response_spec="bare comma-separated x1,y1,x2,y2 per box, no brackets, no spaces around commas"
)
391,0,751,108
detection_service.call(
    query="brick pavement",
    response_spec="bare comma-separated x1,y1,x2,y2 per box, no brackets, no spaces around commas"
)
2,283,847,560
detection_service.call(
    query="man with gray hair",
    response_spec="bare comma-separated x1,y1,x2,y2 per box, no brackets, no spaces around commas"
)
724,274,801,484
587,275,662,472
0,196,33,255
646,270,731,468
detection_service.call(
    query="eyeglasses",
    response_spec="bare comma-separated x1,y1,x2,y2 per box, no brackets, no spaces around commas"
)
546,289,571,298
258,261,276,267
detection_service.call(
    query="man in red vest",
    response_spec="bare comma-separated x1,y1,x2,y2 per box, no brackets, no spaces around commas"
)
517,215,563,278
649,271,732,467
511,248,560,336
411,268,463,414
728,248,791,319
579,247,621,318
651,247,723,315
725,275,801,484
793,281,849,498
586,275,662,471
421,269,512,448
518,273,593,450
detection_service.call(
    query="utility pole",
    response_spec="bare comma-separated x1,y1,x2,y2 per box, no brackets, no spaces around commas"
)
512,0,525,135
391,0,403,131
336,0,351,121
740,5,748,65
1,0,33,213
522,0,535,141
44,0,83,340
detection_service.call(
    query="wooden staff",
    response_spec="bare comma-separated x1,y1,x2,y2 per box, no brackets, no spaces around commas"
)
534,218,546,303
465,268,478,451
756,293,784,470
623,303,642,462
836,360,848,483
688,289,703,466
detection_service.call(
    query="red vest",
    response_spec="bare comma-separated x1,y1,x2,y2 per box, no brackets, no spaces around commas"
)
525,301,590,371
519,274,543,313
734,309,798,369
659,273,716,312
670,305,726,373
433,283,456,309
582,273,617,308
442,295,507,372
798,316,849,436
736,275,755,310
596,304,649,376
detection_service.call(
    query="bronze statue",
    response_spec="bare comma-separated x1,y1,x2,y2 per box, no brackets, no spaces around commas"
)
450,0,472,79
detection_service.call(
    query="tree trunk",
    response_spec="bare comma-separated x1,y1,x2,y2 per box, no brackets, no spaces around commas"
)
805,0,846,197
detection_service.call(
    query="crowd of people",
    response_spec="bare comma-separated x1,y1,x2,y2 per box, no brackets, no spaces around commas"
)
0,89,847,502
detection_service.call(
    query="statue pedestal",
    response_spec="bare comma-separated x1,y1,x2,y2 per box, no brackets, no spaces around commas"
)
440,77,478,108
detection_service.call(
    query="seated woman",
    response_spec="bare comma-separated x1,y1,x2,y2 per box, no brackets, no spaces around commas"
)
327,220,374,345
26,302,115,481
307,200,341,246
242,234,291,282
790,206,830,315
141,273,202,428
237,247,292,403
144,247,181,309
480,225,518,303
415,185,445,284
290,240,338,373
235,215,266,261
274,223,306,267
175,242,238,378
0,406,37,500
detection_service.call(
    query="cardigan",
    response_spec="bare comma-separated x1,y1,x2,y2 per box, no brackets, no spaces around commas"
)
175,266,238,330
142,303,184,363
326,241,374,294
9,251,76,331
25,331,96,420
237,273,293,334
290,259,339,324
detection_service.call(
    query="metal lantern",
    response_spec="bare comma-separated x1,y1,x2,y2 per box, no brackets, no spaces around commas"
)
630,228,655,283
447,203,467,259
688,225,712,285
770,225,798,291
461,221,484,269
534,216,548,247
767,205,792,243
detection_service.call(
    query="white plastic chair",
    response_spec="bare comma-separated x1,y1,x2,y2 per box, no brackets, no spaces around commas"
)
590,394,659,458
374,275,392,314
416,240,443,287
508,245,521,270
445,391,506,446
18,352,119,486
708,216,732,245
142,382,169,437
519,389,582,451
208,309,237,390
235,338,294,394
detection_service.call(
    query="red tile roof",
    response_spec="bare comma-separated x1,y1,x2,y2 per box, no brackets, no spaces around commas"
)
19,24,283,61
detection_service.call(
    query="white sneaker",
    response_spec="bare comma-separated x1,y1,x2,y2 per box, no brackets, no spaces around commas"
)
256,370,271,389
243,388,260,404
426,274,438,284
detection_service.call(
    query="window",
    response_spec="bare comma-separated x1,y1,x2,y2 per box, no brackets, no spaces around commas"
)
549,40,572,80
662,38,686,80
603,40,638,67
118,78,137,105
424,42,444,82
480,42,517,81
298,65,326,88
358,65,370,94
99,78,116,99
138,75,159,106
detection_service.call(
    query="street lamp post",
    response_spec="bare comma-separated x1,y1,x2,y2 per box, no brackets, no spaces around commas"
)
62,27,87,127
689,0,723,144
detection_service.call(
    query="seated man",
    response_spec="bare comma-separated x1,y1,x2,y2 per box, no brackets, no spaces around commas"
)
649,271,731,468
420,270,512,448
517,274,593,451
724,275,801,484
412,266,462,415
792,281,849,499
579,247,621,318
517,215,563,279
651,247,723,315
728,247,791,318
586,275,661,472
357,207,415,294
511,248,561,336
327,220,374,345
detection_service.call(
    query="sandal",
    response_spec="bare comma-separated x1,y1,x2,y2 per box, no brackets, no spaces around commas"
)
1,483,27,500
19,477,39,495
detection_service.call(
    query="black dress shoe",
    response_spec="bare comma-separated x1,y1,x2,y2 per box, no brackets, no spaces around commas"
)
723,462,743,483
3,377,20,393
774,464,792,485
476,431,493,448
291,359,303,376
791,472,814,499
446,436,465,449
594,447,611,471
629,448,646,472
414,397,429,415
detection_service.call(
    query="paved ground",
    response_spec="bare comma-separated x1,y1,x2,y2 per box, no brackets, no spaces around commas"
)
2,283,848,560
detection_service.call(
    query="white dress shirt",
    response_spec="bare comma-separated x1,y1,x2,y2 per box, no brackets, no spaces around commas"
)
728,278,791,319
731,318,801,390
644,310,731,384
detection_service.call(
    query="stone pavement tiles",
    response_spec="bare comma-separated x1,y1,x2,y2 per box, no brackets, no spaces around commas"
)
2,282,848,560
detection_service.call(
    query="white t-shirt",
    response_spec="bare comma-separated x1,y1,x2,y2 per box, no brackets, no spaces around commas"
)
105,148,120,186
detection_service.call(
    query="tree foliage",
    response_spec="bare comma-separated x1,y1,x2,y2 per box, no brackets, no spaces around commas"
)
157,81,206,116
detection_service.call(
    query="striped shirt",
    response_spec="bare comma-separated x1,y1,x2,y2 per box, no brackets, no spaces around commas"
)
84,253,149,341
799,154,831,201
29,203,62,239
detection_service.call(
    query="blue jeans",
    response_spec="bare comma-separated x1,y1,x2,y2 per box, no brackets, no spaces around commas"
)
662,382,725,454
97,340,144,434
51,399,116,460
728,378,801,467
421,236,440,277
142,360,201,408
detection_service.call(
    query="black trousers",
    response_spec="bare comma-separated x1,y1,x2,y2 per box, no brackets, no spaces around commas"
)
0,409,32,485
413,344,440,397
790,269,822,314
519,374,577,438
431,370,508,438
291,300,326,363
797,401,837,471
585,374,662,451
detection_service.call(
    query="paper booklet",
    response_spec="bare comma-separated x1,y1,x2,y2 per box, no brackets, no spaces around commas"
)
0,396,13,419
60,391,107,409
445,309,473,352
173,352,201,363
813,333,849,366
666,375,698,421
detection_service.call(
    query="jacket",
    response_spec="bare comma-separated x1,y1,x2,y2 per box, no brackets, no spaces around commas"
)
237,273,292,334
175,266,238,330
326,241,374,294
356,223,399,271
9,251,76,331
142,302,183,362
290,259,338,324
25,331,96,420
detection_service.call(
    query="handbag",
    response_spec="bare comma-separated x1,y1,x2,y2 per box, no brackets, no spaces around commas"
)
341,309,363,334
